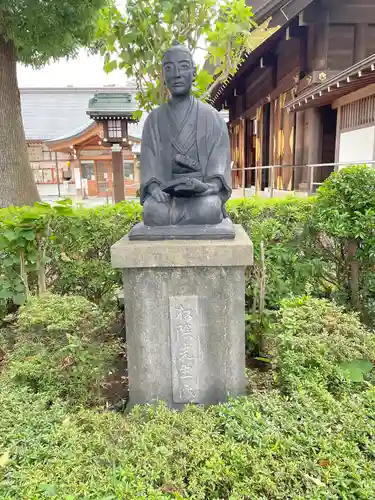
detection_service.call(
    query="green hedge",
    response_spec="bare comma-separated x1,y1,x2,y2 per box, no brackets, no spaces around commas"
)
1,166,374,326
0,196,317,318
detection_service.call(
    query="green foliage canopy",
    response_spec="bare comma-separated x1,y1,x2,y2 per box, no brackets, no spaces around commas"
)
314,165,375,315
0,0,108,66
315,165,375,248
96,0,278,111
1,294,121,406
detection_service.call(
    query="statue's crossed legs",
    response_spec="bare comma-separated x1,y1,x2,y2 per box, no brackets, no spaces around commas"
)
143,194,223,226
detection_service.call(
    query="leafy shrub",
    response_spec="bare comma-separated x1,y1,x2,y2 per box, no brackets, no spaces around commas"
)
314,165,375,323
0,385,374,499
269,296,375,395
227,197,324,311
1,167,374,328
0,201,142,320
0,199,74,318
2,294,122,405
47,201,142,304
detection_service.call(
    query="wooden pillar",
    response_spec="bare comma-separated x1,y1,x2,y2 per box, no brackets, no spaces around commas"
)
354,24,367,63
334,106,342,165
255,106,263,193
305,108,322,192
294,110,306,187
313,10,329,71
71,158,82,200
112,145,125,203
270,98,278,189
282,98,295,191
239,118,245,190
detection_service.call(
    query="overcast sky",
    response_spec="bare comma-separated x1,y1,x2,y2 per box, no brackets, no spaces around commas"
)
17,46,207,88
17,51,128,88
17,0,206,89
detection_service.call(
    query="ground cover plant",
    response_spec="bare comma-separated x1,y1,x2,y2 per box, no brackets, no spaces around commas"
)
0,295,374,499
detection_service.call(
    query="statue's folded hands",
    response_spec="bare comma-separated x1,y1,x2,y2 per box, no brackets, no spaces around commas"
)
149,182,170,203
166,178,208,196
193,178,222,197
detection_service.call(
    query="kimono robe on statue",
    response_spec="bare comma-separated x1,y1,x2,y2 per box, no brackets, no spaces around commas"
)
140,96,232,226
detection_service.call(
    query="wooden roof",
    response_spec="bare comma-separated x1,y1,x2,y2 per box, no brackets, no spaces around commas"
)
46,122,140,152
211,0,315,107
286,53,375,111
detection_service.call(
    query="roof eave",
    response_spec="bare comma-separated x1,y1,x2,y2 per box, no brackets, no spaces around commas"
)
210,0,315,106
87,111,138,120
46,122,99,148
286,53,375,111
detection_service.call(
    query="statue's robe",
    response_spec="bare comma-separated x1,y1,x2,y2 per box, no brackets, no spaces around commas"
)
140,96,231,226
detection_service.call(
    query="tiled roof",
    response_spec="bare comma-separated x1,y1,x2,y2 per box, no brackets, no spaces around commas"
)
20,87,143,142
87,91,138,118
48,121,97,143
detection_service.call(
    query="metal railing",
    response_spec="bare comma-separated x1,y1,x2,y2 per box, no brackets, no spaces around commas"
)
231,161,375,198
80,162,375,202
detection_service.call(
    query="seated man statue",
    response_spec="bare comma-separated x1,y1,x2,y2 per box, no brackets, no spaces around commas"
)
129,42,234,240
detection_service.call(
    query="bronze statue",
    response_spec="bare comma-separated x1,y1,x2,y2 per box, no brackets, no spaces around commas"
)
129,43,234,240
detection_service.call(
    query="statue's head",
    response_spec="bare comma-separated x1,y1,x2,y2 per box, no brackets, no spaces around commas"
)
162,43,195,97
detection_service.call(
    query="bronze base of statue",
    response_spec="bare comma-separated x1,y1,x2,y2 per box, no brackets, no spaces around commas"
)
128,218,236,241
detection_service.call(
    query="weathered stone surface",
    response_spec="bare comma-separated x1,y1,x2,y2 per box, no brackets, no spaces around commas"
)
111,224,252,269
122,265,247,409
112,225,253,409
169,295,200,403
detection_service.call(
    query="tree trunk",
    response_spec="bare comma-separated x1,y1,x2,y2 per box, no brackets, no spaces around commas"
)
0,37,40,207
347,239,361,311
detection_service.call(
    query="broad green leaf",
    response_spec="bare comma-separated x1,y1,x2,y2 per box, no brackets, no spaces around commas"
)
339,359,374,382
3,231,17,241
0,452,10,468
35,201,51,208
23,231,36,241
132,110,143,121
39,484,57,497
0,289,13,300
13,293,27,306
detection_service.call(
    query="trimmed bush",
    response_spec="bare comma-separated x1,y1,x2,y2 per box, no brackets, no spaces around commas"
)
0,200,142,318
1,166,374,327
48,201,142,304
0,384,374,498
228,197,326,310
268,296,375,396
2,294,122,405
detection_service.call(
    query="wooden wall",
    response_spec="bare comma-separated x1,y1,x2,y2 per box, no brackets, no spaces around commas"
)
314,0,375,72
229,119,245,188
244,67,273,118
327,24,355,70
324,0,375,24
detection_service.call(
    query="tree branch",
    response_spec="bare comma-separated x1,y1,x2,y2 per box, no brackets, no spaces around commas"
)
201,39,232,100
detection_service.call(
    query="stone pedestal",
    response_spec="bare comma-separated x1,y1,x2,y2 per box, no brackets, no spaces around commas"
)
111,225,253,409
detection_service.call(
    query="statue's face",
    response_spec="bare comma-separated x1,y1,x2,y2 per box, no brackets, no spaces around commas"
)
163,48,195,97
